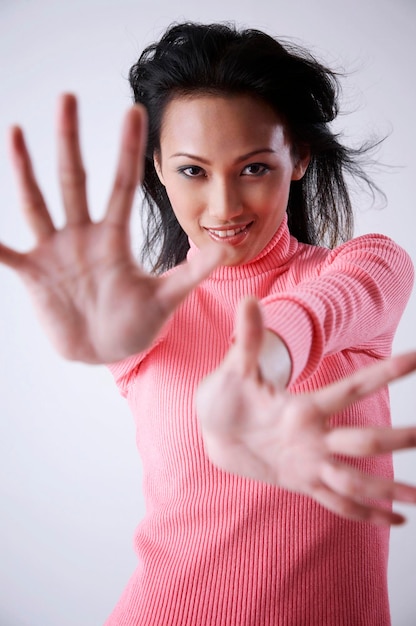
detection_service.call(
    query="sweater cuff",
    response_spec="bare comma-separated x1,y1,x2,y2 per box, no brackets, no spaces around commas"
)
261,299,323,385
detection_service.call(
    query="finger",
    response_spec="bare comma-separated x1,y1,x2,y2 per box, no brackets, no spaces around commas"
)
325,425,416,457
233,297,264,375
0,242,27,271
105,104,147,226
321,461,416,505
312,351,416,418
57,93,90,226
8,126,55,240
156,242,228,312
312,483,406,526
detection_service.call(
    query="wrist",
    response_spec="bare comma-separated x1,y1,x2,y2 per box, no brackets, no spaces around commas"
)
259,329,292,388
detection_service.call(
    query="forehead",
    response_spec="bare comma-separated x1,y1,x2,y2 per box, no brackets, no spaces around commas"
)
159,94,290,154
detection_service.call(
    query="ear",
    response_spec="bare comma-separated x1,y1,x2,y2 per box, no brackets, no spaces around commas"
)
291,146,311,181
153,150,165,186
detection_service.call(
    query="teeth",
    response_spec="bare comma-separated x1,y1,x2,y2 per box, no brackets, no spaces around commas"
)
210,226,245,238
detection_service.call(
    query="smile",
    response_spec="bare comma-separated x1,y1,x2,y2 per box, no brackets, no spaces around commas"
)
205,222,253,243
208,225,247,238
204,222,253,246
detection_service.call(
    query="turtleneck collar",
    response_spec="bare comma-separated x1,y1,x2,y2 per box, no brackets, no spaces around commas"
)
186,213,299,280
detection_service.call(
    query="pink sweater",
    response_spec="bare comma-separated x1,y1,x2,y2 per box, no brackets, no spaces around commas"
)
106,216,413,626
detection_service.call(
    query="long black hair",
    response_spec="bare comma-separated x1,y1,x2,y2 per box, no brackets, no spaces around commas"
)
129,22,380,272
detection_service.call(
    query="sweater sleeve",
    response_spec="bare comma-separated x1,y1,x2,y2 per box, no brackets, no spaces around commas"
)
260,234,414,385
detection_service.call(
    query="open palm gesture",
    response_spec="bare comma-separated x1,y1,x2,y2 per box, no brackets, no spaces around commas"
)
0,95,225,363
197,298,416,525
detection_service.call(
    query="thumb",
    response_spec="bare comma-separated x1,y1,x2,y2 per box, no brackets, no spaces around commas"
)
158,242,229,311
234,297,264,375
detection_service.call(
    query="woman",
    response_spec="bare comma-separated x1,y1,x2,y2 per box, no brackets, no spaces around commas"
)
2,22,416,626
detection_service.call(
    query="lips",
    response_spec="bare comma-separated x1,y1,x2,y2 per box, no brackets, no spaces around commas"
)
208,225,247,238
204,222,253,246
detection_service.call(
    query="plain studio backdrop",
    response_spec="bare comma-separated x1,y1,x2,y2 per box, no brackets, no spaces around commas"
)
0,0,415,624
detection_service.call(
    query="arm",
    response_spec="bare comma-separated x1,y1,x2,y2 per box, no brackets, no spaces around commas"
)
261,237,414,384
0,94,227,364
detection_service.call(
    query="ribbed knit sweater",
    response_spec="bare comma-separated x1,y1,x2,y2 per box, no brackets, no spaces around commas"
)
106,216,413,626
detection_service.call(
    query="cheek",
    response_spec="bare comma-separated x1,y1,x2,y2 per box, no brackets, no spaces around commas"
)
166,188,200,231
167,178,204,212
252,180,289,214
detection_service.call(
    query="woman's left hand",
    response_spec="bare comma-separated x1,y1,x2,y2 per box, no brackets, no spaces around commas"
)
196,298,416,525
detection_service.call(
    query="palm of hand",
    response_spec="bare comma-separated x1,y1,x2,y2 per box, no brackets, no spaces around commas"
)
17,220,164,362
199,368,324,487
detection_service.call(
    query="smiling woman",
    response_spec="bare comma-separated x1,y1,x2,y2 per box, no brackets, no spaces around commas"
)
153,94,309,266
2,19,416,626
131,23,372,274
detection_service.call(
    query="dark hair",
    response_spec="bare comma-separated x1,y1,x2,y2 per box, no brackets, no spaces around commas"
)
129,22,380,272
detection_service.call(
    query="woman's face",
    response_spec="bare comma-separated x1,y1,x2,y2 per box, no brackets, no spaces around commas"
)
154,94,309,266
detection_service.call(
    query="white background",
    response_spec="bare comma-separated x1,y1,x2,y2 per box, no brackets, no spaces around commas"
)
0,0,415,624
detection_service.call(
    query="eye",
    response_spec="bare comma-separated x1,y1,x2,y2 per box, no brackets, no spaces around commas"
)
178,166,206,178
241,163,270,177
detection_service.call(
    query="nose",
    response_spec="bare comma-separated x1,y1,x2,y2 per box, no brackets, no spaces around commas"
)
207,177,243,222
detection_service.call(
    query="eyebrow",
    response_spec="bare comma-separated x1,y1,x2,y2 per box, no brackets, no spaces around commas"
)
169,148,276,164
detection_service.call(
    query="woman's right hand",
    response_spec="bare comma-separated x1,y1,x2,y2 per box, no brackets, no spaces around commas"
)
0,94,225,363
